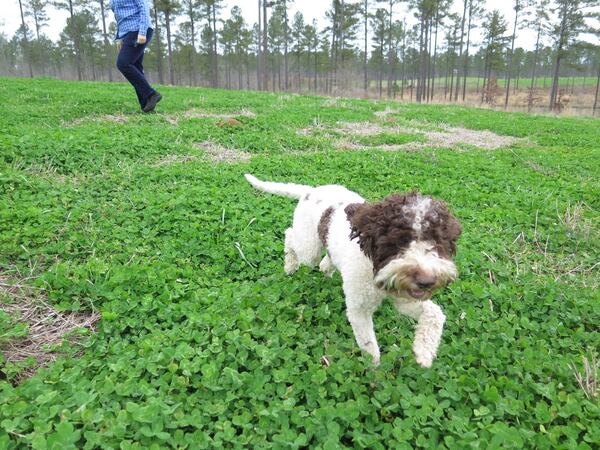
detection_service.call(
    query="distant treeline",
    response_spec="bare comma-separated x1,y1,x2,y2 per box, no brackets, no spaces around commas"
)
3,0,600,113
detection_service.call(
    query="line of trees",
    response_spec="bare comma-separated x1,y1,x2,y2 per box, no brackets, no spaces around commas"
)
3,0,600,113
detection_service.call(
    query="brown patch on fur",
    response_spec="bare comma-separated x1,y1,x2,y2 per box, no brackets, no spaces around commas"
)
318,207,335,247
346,193,461,272
421,202,462,258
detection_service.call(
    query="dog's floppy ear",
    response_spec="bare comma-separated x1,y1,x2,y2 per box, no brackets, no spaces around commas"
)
345,202,378,260
423,200,462,257
345,194,418,269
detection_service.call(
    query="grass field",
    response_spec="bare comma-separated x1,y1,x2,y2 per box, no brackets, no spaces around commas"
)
1,77,599,449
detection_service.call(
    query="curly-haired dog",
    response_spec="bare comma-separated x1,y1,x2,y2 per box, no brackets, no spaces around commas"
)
245,174,461,367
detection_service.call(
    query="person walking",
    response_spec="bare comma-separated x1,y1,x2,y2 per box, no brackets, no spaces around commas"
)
110,0,162,112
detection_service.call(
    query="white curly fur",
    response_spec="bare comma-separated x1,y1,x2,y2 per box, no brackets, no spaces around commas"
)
245,174,453,368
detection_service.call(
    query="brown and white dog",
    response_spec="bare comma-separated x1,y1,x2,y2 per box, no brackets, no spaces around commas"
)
245,174,461,367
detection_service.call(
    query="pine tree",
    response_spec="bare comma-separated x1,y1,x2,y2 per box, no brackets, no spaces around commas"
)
97,0,112,81
480,10,509,105
181,0,200,84
156,0,181,85
291,11,305,90
18,0,34,77
53,0,85,80
526,0,550,111
548,0,598,111
504,0,526,109
24,0,49,40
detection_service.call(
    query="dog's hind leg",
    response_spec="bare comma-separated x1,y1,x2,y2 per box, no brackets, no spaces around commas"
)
319,254,335,277
284,228,300,274
394,300,446,368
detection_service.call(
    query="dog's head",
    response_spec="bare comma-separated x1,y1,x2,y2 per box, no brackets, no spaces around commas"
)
346,192,461,301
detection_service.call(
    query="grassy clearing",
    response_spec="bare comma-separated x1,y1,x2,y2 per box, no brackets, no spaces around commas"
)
0,77,599,448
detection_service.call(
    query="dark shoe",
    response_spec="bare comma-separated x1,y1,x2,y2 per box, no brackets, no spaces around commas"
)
143,92,162,112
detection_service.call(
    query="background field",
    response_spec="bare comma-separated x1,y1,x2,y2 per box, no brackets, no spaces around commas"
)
1,77,599,448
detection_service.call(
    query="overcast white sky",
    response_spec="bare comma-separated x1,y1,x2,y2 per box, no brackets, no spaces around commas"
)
0,1,597,50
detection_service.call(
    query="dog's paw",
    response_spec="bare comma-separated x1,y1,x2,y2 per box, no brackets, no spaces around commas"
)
414,349,435,368
319,256,335,277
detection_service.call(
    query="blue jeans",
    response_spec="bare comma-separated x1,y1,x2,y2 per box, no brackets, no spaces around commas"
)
116,28,156,108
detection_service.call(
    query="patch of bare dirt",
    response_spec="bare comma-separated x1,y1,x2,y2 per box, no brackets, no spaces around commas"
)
194,141,252,164
299,120,524,151
425,125,522,150
0,272,99,383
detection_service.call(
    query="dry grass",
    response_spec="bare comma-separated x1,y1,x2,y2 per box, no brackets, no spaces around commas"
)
569,354,598,401
194,141,252,164
164,108,256,125
65,114,129,127
300,119,523,151
425,125,522,150
0,272,99,383
11,159,83,185
374,107,403,118
558,202,593,240
322,98,352,108
151,154,199,167
335,141,422,152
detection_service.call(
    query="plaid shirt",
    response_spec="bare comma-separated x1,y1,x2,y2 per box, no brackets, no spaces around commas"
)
110,0,151,39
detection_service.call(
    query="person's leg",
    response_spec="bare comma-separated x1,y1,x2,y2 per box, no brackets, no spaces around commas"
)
133,28,152,76
116,31,155,109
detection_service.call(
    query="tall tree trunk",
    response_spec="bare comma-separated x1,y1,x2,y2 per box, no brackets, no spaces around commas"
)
189,5,196,85
257,0,262,90
363,0,368,94
454,0,467,101
17,0,34,78
593,66,600,115
549,2,569,110
153,5,164,84
430,10,439,101
164,11,175,85
283,0,289,90
99,0,113,81
262,0,269,90
461,0,474,101
400,30,406,99
314,47,318,92
424,19,432,102
481,52,489,103
386,0,394,98
68,0,83,80
416,13,424,102
211,3,218,88
504,0,520,109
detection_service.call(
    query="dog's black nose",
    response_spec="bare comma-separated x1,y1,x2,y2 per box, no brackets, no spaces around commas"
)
415,274,436,290
416,281,435,289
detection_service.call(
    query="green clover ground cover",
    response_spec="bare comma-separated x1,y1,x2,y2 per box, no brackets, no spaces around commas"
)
0,77,599,449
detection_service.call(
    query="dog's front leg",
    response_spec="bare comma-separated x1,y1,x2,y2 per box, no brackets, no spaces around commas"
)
394,300,446,368
346,307,381,365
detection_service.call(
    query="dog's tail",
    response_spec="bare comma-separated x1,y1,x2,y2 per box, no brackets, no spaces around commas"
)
244,174,312,200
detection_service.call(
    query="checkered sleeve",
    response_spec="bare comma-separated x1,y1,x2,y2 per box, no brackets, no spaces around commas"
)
136,0,151,37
